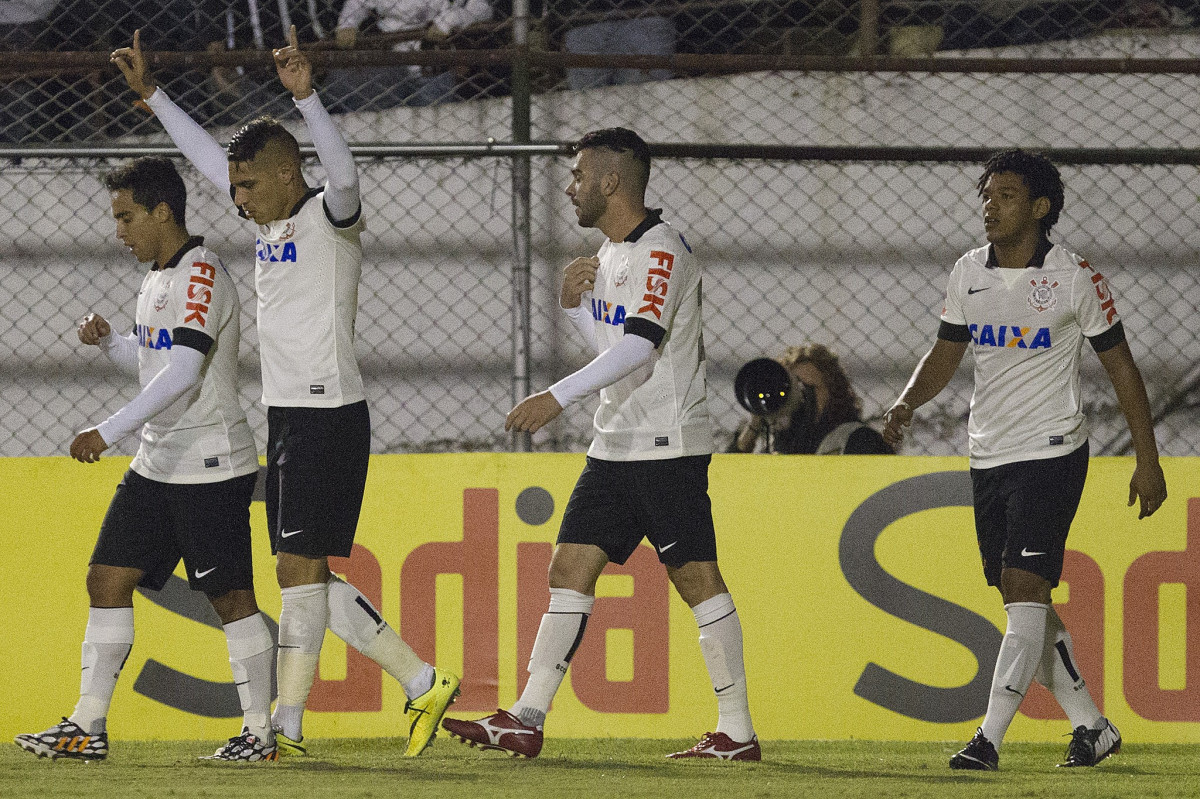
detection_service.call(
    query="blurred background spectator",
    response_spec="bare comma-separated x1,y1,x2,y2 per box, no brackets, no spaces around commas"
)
729,343,893,455
0,0,59,141
556,1,674,90
324,0,493,111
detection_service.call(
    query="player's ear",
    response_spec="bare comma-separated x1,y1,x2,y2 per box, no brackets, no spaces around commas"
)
600,170,619,196
1031,195,1050,221
276,158,297,186
150,201,173,223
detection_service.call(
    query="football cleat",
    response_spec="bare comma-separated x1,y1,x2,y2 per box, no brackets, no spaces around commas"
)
201,728,278,762
403,667,461,757
14,718,108,762
442,709,543,758
666,731,761,761
1058,719,1121,767
949,727,999,770
272,729,308,757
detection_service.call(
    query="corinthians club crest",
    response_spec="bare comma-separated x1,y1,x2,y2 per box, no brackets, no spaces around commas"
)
1028,276,1058,313
153,282,171,312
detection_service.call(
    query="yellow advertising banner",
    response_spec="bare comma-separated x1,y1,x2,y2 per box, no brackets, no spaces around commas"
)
0,454,1196,743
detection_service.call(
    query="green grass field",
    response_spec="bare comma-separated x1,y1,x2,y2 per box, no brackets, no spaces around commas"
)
2,737,1197,799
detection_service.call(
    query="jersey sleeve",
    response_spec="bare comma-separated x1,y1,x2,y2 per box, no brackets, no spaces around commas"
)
939,259,967,326
624,232,691,345
99,330,141,376
144,89,231,193
1073,258,1121,338
95,344,205,445
170,252,229,350
563,298,598,352
294,92,361,226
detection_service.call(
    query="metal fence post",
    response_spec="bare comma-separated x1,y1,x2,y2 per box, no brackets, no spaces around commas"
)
510,0,533,452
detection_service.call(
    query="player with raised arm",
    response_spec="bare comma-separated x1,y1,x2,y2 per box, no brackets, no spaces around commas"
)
882,149,1167,770
442,128,759,761
111,28,460,758
14,157,275,762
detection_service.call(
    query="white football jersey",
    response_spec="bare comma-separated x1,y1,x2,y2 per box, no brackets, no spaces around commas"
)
131,239,258,483
941,242,1122,468
584,212,713,461
254,189,366,407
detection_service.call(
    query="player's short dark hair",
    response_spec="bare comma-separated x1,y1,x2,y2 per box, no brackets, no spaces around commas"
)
575,127,651,187
977,149,1064,234
227,115,300,164
103,156,187,224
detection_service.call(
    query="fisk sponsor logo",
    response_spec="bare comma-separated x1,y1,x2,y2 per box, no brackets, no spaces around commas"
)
137,324,172,349
637,250,674,319
1078,259,1118,325
184,261,216,326
968,323,1051,349
256,240,298,263
590,298,627,326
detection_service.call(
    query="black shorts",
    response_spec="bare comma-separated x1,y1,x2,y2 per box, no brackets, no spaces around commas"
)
558,455,717,568
266,400,370,558
971,441,1089,588
92,469,257,594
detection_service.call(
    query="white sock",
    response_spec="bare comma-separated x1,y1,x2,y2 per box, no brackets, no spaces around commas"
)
273,582,328,741
70,607,134,735
1033,607,1102,730
326,576,430,698
510,588,594,728
693,593,755,742
980,602,1048,748
224,613,275,740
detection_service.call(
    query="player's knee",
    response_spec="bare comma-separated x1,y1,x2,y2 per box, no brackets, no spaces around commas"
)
85,564,138,607
207,588,260,624
275,551,330,588
548,544,606,593
999,567,1051,605
667,561,726,607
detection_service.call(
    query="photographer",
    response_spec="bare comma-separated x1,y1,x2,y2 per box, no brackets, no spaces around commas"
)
729,343,893,455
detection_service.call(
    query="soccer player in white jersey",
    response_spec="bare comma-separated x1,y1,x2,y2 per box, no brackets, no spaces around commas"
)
111,28,460,758
442,128,759,761
883,150,1167,770
14,157,275,762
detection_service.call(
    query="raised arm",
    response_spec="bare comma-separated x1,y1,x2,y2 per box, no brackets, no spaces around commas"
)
274,25,360,223
111,31,231,192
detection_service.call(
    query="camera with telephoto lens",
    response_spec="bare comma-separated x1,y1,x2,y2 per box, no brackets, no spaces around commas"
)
734,358,793,415
734,356,818,420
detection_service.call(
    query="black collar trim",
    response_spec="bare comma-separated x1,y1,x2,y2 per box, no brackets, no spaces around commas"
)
287,187,322,220
154,236,205,271
623,208,664,243
986,236,1052,269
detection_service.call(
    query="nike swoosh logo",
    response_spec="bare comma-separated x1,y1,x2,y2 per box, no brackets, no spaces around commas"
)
194,567,216,579
700,742,757,759
1004,684,1025,697
1021,547,1047,557
281,529,304,538
658,541,677,553
967,286,992,295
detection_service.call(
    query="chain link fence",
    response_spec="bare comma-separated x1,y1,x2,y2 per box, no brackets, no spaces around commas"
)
1,2,1198,457
6,2,1200,141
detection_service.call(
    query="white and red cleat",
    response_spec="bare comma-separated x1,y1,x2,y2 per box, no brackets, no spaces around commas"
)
441,709,543,758
666,731,761,761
